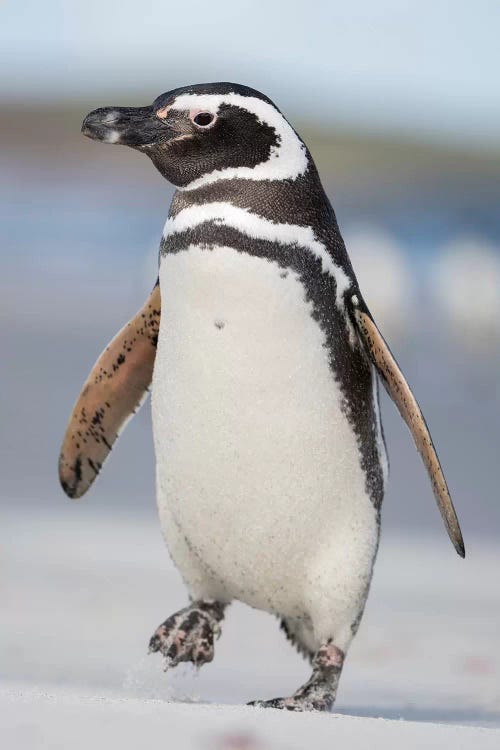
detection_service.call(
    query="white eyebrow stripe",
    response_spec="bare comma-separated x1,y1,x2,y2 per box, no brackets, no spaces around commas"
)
163,201,352,309
169,93,308,191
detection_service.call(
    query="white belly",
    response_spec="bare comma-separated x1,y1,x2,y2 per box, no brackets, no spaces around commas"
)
152,245,378,637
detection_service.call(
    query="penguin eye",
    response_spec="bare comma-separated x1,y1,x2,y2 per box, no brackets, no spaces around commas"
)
190,111,216,129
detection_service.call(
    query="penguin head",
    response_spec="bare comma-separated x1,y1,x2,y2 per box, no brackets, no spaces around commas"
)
82,82,308,189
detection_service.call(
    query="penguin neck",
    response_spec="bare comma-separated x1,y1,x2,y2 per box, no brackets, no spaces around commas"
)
161,158,357,294
168,161,334,230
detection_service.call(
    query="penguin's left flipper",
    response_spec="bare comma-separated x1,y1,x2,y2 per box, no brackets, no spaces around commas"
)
351,297,465,558
58,281,161,499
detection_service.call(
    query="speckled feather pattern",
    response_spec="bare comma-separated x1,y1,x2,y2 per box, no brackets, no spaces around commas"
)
59,284,160,498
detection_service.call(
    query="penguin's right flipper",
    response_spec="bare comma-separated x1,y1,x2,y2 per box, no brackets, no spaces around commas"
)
351,298,465,558
58,281,161,499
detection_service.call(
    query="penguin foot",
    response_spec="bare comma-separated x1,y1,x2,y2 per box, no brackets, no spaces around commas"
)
247,694,333,712
248,640,344,712
148,599,226,669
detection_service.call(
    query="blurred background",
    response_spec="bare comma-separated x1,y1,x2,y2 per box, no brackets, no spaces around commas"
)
1,0,499,728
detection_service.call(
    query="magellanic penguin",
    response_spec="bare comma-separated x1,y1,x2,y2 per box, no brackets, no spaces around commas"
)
59,82,465,712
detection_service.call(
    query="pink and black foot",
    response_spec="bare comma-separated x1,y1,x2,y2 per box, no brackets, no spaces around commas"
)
149,600,226,669
248,641,344,712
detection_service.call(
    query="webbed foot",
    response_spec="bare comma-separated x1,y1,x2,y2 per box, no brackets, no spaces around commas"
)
149,599,226,669
247,694,333,712
248,640,344,712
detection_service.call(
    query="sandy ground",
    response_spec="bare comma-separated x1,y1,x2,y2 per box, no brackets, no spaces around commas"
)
3,689,500,750
2,508,500,747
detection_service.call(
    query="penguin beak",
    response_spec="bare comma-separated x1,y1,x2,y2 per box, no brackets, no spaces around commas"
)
81,105,169,148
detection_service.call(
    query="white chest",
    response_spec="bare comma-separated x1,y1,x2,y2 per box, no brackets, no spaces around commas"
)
152,245,378,619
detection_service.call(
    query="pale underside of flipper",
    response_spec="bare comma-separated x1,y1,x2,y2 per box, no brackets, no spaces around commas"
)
59,282,161,499
351,299,465,557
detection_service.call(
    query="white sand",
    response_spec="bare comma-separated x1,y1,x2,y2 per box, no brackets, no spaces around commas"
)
2,508,500,748
3,688,500,750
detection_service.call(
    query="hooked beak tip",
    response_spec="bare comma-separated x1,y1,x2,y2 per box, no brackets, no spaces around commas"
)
81,109,123,144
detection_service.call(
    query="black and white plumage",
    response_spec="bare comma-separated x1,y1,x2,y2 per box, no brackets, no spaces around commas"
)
59,82,464,712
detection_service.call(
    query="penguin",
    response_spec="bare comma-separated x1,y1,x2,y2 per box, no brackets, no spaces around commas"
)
59,82,464,712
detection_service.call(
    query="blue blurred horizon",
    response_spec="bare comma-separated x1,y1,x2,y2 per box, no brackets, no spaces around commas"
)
2,1,500,149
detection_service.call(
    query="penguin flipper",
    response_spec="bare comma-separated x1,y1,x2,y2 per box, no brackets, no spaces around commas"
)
58,282,161,499
352,300,465,558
